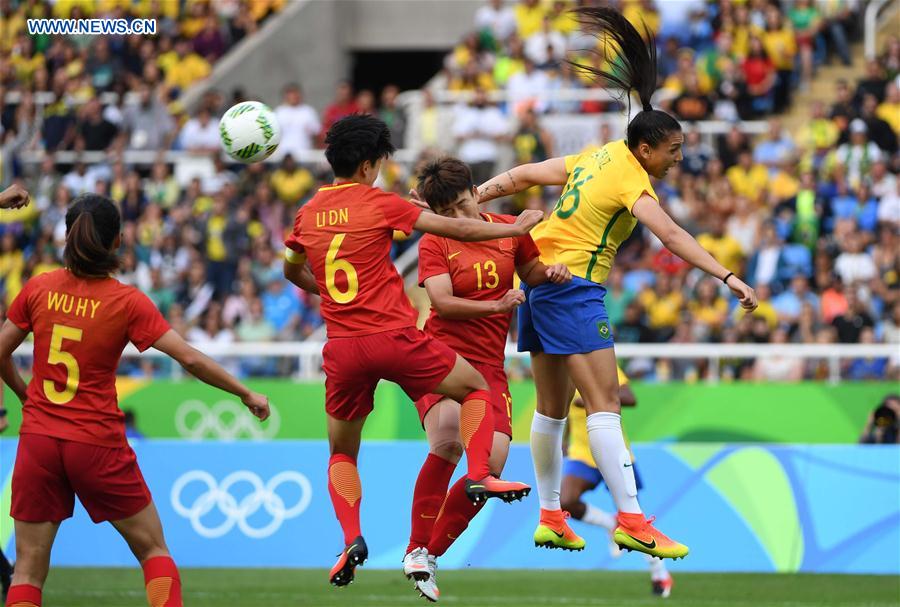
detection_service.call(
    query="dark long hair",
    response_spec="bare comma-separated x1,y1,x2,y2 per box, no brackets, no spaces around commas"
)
571,7,681,149
64,193,121,278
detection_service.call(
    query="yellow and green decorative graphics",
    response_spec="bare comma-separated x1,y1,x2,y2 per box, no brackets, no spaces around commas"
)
0,381,892,443
670,445,803,571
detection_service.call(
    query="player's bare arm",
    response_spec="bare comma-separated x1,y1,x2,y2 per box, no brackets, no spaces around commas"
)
476,158,568,205
414,209,543,242
151,330,270,421
631,195,757,311
283,253,320,294
424,274,525,319
0,183,31,210
516,257,572,287
0,320,29,404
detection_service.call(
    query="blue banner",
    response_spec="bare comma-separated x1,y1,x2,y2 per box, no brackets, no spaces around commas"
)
0,440,897,574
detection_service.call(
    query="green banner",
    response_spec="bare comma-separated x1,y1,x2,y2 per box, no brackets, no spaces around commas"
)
2,380,894,443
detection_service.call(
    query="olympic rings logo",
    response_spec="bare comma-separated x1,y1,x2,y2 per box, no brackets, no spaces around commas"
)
170,470,312,539
175,399,281,440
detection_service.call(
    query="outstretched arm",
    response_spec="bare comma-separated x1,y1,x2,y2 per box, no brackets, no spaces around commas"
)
0,184,30,210
152,330,270,420
414,209,544,241
632,195,757,311
477,158,568,205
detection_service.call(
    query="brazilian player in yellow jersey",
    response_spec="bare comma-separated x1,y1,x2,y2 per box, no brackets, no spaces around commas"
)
561,368,674,598
476,7,758,561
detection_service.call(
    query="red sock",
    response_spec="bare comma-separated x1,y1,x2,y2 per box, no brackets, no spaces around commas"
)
460,389,494,480
142,556,182,607
6,584,41,607
407,453,457,554
427,476,484,557
328,453,362,545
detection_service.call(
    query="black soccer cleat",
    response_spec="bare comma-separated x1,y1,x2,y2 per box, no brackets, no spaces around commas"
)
464,476,531,505
329,536,368,587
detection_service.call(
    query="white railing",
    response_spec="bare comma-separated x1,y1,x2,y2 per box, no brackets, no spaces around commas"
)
865,0,893,59
11,341,897,384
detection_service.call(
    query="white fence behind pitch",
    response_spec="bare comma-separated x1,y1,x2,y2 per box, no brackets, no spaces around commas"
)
12,341,897,384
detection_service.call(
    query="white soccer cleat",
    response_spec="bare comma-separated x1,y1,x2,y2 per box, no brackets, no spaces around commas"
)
415,554,440,602
403,547,430,582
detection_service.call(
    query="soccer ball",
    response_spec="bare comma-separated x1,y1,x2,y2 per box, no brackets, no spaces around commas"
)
218,101,281,163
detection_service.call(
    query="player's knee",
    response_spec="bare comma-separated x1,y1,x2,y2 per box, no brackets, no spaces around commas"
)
431,438,463,463
559,491,579,513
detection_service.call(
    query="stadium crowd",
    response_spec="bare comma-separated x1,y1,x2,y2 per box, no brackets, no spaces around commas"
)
0,0,897,382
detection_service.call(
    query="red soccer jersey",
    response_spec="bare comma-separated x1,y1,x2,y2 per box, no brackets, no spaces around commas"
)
7,269,170,447
418,213,540,366
284,182,423,338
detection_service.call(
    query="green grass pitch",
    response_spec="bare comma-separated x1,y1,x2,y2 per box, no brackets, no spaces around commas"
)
39,568,899,606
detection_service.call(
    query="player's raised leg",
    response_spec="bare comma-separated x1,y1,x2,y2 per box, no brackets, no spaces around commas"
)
530,352,584,551
565,348,688,559
433,355,529,504
326,413,369,586
111,503,182,607
4,521,58,607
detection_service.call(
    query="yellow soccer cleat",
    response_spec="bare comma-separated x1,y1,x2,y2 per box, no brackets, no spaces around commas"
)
614,514,689,560
533,509,586,551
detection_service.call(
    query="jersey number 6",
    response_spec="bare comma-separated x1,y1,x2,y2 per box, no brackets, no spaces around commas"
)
44,323,83,405
325,233,359,304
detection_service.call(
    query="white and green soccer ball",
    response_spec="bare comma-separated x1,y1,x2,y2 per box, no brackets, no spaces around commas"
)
219,101,281,163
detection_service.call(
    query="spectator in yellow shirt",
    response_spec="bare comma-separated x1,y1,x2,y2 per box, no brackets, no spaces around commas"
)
877,82,900,135
726,150,769,202
270,154,315,205
514,0,545,39
623,0,660,41
548,0,578,36
688,278,729,339
162,39,211,92
52,0,96,17
762,6,797,112
638,274,684,342
697,216,745,273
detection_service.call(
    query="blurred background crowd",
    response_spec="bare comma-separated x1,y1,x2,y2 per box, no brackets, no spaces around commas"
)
0,0,897,382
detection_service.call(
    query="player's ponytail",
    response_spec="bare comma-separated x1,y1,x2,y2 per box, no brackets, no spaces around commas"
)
572,7,681,149
64,194,121,278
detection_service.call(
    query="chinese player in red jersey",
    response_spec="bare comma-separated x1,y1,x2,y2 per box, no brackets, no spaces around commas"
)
283,115,544,587
0,194,270,607
402,158,571,600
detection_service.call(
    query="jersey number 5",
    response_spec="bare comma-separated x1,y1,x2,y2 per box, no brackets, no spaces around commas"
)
44,323,83,405
325,233,359,304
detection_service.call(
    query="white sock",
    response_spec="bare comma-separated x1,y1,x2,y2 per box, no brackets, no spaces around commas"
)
530,412,566,510
647,554,669,581
581,503,616,531
586,412,642,514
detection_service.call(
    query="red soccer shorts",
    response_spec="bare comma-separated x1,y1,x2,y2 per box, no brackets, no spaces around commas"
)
415,360,513,438
11,433,152,523
322,327,458,421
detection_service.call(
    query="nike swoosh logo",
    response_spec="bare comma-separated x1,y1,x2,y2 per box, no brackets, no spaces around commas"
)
624,462,633,468
625,534,657,550
447,534,457,540
420,514,436,519
552,530,565,538
448,251,461,260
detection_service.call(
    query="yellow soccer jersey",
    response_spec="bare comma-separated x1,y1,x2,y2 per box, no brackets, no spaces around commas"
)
531,140,657,285
567,366,633,468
